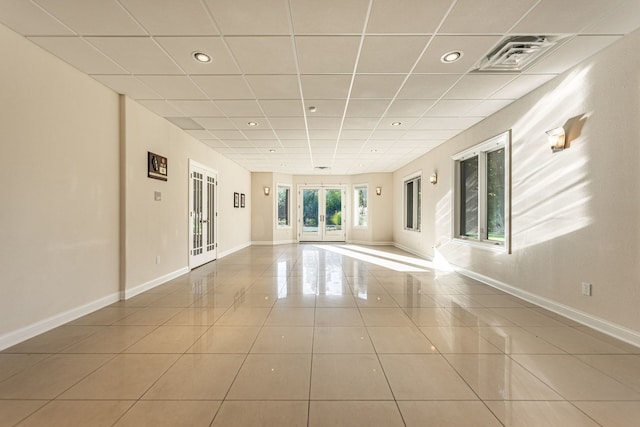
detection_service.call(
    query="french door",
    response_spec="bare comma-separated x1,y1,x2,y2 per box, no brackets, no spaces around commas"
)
298,186,346,242
189,160,217,269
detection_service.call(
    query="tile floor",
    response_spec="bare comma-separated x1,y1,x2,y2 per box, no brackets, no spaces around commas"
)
1,244,639,426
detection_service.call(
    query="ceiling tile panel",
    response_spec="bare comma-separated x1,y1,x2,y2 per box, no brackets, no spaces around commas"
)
290,0,369,34
357,36,429,73
155,37,240,74
245,75,300,99
490,74,556,100
231,117,269,129
443,74,517,100
204,0,290,35
210,130,247,140
366,0,451,33
136,75,207,99
0,0,73,35
86,37,182,74
295,36,360,74
91,75,161,99
138,100,185,117
351,74,406,99
120,0,219,35
29,36,128,74
307,118,342,130
346,99,391,117
377,118,418,129
168,100,223,116
193,117,236,129
414,36,502,74
440,0,538,34
413,117,483,130
226,36,296,74
424,100,481,117
300,75,352,99
304,100,348,117
342,118,380,130
259,100,304,116
276,130,308,140
191,75,254,99
385,100,436,116
467,99,513,117
397,74,460,99
214,100,264,116
34,0,146,35
583,0,640,34
243,129,278,140
268,118,306,129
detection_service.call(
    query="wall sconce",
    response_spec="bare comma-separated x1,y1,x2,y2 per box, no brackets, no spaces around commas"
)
375,187,382,196
430,173,438,185
547,127,566,153
263,186,270,196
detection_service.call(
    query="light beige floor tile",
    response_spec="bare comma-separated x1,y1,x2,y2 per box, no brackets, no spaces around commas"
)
124,325,208,353
227,354,311,400
115,400,220,427
0,354,112,399
211,401,307,427
59,354,179,400
315,295,356,308
490,308,566,327
143,354,244,399
485,401,600,427
448,307,516,327
0,354,50,382
420,326,502,353
3,325,103,353
398,401,502,427
378,354,477,400
188,326,260,353
309,401,404,427
359,308,414,326
230,293,278,308
151,292,202,308
67,307,139,326
476,326,565,354
62,325,154,353
576,354,640,392
315,308,364,326
113,307,182,326
274,294,317,307
574,327,640,353
112,293,163,307
18,400,133,427
444,354,562,400
313,327,375,353
389,293,438,308
355,293,399,308
512,354,640,400
251,326,313,353
0,400,47,427
310,354,393,400
403,307,470,326
573,401,640,427
163,307,223,325
215,307,271,326
469,294,528,308
525,326,628,354
265,308,315,326
367,326,437,353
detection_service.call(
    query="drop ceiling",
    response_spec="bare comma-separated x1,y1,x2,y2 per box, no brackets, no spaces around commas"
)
1,0,639,175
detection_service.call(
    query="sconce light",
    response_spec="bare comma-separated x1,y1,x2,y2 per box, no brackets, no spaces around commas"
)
430,173,438,185
547,127,566,153
375,187,382,196
263,186,270,196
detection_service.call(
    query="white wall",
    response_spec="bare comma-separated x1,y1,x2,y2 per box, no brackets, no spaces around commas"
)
0,24,120,342
394,29,640,338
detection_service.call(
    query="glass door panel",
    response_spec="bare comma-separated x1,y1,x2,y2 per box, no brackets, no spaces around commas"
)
323,188,344,241
300,188,320,240
299,186,345,242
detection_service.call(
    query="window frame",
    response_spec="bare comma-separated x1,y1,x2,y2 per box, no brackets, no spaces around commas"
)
353,184,369,229
276,183,291,229
403,172,422,232
452,131,511,253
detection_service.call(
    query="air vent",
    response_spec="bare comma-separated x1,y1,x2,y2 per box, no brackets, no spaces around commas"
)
477,36,563,72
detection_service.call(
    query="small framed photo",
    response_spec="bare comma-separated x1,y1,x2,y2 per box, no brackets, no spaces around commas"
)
240,193,246,208
234,192,239,208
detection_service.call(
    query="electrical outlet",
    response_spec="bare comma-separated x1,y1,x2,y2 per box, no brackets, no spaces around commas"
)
156,256,160,265
581,282,592,296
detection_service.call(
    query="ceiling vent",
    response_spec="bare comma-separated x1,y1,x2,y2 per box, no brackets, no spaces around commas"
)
477,36,562,72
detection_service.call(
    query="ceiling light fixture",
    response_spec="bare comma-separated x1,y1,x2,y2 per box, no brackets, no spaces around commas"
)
309,106,317,113
192,52,212,63
247,121,259,127
269,149,276,153
440,51,463,63
391,121,402,126
370,149,378,153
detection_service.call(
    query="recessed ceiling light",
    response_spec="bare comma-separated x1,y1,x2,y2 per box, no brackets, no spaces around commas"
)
192,52,212,63
441,51,463,63
308,106,317,113
247,121,259,127
269,149,276,153
391,121,402,126
370,149,378,153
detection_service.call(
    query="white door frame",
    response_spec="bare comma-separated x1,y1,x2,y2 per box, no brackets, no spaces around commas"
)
297,184,347,242
189,159,218,269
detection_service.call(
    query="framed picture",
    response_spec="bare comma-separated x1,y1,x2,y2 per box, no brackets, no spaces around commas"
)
240,193,246,208
234,192,239,208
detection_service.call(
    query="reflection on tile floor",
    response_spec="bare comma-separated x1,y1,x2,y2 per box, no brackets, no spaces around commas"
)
1,244,639,426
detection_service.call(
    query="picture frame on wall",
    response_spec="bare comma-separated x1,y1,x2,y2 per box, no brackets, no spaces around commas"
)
234,192,239,208
241,193,246,208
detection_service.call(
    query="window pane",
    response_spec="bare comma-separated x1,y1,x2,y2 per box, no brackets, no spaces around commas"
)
355,186,368,227
460,157,479,238
277,186,290,226
325,189,342,231
406,181,414,229
487,148,505,241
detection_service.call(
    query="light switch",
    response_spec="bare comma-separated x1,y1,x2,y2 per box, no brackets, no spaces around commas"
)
154,191,161,201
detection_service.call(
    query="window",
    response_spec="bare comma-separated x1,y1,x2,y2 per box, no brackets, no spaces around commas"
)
277,184,290,227
404,174,421,231
453,131,510,251
354,185,368,227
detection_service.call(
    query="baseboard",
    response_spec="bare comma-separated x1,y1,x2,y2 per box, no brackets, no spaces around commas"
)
217,241,252,259
392,242,431,259
122,266,189,300
347,240,395,246
0,291,120,351
252,240,296,246
456,266,640,348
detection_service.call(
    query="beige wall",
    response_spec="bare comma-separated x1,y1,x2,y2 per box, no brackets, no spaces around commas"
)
394,29,640,335
0,24,120,339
